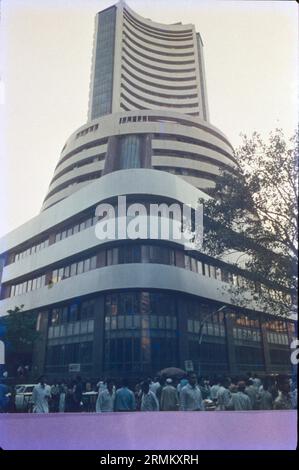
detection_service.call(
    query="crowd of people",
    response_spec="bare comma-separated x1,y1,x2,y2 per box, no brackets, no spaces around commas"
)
0,371,297,413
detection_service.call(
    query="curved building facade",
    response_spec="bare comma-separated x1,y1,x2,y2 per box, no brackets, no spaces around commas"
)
0,2,294,380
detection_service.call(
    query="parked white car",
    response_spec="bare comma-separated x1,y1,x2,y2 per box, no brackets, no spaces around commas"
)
15,384,36,412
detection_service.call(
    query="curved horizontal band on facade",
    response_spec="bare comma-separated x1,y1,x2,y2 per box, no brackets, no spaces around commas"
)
123,9,193,37
121,74,198,100
44,170,103,202
121,83,199,108
123,15,194,43
122,23,195,50
121,64,197,90
121,56,197,82
120,93,199,116
55,138,108,169
123,29,195,57
122,46,196,74
50,153,106,185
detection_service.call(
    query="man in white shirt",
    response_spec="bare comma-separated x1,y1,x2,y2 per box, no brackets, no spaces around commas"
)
149,377,161,396
32,376,51,413
96,380,115,412
229,381,252,411
180,373,205,411
216,377,232,411
141,381,159,411
210,377,221,403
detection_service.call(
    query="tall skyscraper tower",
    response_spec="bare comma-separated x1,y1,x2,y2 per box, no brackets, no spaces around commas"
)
0,2,294,380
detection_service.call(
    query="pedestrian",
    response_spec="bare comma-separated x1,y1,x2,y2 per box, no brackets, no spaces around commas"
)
180,373,205,411
210,376,221,403
58,381,67,413
114,378,136,412
229,381,252,411
216,377,232,411
32,376,51,413
160,378,179,411
50,380,60,412
245,379,259,409
149,376,161,396
258,379,273,410
140,381,159,411
72,375,84,412
96,379,115,412
199,378,211,400
252,373,262,390
134,382,142,411
273,375,293,410
177,378,188,396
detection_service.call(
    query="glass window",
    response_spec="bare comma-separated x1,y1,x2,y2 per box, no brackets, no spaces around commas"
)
119,135,142,169
63,266,70,279
83,258,91,272
69,304,79,322
70,263,77,277
90,255,97,270
77,261,84,274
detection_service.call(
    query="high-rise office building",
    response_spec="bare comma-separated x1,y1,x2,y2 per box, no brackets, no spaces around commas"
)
0,2,294,379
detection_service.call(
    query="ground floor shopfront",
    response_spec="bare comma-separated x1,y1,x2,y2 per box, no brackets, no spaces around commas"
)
31,289,295,381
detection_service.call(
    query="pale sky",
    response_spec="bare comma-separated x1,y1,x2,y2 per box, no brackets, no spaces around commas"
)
0,0,298,238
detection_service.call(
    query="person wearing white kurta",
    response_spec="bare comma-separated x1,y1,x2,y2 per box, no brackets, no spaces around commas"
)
96,381,115,412
32,380,51,413
229,382,252,411
216,379,232,411
141,382,159,412
180,374,205,411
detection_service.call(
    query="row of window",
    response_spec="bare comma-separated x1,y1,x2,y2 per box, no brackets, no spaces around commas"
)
188,341,228,365
14,239,49,263
105,314,177,332
267,332,289,346
124,9,193,41
46,342,93,366
121,63,197,91
44,170,102,202
122,37,195,66
49,300,95,326
76,124,99,139
121,54,196,82
7,243,264,299
51,152,105,186
55,214,98,243
187,319,226,337
122,46,196,75
104,336,178,372
121,83,199,108
122,27,195,58
233,327,261,343
122,22,194,51
122,73,198,100
48,320,94,339
119,115,148,124
91,7,116,119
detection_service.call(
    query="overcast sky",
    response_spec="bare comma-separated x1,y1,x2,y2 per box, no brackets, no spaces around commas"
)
0,0,298,238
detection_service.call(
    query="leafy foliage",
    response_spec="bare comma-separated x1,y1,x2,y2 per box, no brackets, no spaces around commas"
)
200,129,298,316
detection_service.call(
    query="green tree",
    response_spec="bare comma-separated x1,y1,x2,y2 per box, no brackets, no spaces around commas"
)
3,305,40,371
200,129,298,316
